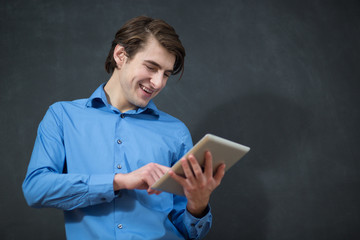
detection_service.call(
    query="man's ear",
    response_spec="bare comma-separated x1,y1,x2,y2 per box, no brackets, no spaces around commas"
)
113,44,127,69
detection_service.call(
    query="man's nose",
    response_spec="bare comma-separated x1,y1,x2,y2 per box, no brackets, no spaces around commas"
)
150,72,164,89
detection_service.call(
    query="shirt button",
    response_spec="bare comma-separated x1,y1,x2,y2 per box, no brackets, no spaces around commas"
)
117,164,122,169
120,114,125,119
117,139,122,144
117,224,123,229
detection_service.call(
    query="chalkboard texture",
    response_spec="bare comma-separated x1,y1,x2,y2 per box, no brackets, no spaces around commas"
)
1,0,359,239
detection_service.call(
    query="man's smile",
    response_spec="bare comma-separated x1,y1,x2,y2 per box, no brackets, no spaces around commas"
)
140,84,155,95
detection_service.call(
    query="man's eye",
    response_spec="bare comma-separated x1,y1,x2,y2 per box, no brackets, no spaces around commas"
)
146,65,156,71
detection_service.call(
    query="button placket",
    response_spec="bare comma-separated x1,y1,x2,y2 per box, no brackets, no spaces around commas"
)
115,138,122,171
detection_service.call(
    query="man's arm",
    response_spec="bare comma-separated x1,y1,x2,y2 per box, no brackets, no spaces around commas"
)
168,150,226,239
22,105,115,210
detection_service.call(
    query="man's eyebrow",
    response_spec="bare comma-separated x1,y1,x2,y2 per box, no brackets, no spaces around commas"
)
144,60,173,73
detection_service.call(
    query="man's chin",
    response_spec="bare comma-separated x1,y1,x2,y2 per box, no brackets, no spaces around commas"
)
135,101,150,109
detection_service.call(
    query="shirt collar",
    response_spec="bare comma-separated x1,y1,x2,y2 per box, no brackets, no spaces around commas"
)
85,83,159,116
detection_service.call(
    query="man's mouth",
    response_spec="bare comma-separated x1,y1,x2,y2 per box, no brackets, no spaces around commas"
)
140,84,154,94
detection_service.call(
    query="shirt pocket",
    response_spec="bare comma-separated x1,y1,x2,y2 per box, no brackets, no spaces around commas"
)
135,190,173,213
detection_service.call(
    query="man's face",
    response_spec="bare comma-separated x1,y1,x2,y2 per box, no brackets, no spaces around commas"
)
115,36,175,111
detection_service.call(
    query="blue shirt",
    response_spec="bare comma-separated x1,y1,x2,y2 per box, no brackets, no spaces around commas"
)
23,84,212,239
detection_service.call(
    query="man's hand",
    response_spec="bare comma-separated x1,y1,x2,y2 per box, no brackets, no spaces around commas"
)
113,163,170,195
169,151,226,218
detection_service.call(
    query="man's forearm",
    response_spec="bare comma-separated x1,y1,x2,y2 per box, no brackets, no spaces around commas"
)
23,168,115,210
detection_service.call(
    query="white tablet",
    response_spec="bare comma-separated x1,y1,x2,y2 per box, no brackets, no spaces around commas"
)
151,134,250,196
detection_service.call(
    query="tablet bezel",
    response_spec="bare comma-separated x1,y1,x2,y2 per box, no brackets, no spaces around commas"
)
151,134,250,196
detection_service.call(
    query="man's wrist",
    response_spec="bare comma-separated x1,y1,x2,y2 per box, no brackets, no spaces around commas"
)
187,204,209,218
113,173,126,191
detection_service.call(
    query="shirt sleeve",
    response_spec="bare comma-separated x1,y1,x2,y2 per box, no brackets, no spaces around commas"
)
22,104,116,210
171,195,212,240
169,127,213,239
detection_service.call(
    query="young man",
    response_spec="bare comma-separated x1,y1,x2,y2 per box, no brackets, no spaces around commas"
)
23,16,225,240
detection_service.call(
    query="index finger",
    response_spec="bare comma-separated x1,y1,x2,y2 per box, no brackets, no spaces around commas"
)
152,163,171,174
204,151,214,178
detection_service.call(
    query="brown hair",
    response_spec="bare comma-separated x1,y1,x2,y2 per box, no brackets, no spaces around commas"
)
105,16,185,78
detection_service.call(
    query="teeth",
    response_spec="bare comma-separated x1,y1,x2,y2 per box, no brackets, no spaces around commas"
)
140,85,153,94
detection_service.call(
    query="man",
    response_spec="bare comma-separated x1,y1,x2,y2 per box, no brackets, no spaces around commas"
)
23,16,225,240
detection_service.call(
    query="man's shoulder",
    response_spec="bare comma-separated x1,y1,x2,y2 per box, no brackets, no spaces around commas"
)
49,98,87,110
157,109,184,123
155,109,189,131
152,109,192,146
45,99,88,120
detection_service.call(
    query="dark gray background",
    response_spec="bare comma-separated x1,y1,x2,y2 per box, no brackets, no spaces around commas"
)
1,0,359,239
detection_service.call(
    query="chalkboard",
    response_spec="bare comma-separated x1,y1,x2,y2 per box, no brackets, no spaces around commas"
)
1,0,359,239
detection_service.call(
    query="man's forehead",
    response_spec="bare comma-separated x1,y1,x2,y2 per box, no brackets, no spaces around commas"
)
138,38,175,70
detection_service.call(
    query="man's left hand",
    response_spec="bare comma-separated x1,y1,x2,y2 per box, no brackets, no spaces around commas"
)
169,151,225,218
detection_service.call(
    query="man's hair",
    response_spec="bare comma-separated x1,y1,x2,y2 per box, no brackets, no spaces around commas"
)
105,16,185,78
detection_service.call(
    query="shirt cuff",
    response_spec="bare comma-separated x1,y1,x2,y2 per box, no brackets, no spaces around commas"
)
183,205,212,237
87,174,116,206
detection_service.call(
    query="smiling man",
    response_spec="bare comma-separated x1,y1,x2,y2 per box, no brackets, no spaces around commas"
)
23,16,225,240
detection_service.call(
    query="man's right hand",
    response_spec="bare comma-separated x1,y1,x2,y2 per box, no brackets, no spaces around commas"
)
113,163,170,194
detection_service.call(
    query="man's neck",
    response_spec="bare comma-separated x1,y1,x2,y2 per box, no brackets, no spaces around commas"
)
104,72,137,113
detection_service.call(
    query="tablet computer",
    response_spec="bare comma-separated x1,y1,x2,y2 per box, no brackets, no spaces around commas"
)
151,134,250,196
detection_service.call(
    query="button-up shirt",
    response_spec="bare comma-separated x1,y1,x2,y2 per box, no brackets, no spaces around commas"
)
23,84,212,239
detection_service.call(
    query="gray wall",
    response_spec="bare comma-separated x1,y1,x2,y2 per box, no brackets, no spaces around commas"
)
1,0,359,239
